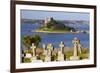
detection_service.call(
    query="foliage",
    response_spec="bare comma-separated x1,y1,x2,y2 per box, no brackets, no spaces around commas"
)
22,36,31,48
78,53,89,60
23,58,32,63
22,35,41,48
24,49,33,54
51,54,57,61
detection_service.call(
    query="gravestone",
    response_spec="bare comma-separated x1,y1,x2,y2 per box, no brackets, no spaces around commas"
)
43,44,46,50
44,49,51,62
59,41,65,53
42,44,46,55
47,43,53,56
57,51,64,61
42,44,52,62
30,43,36,56
70,37,80,60
42,48,51,62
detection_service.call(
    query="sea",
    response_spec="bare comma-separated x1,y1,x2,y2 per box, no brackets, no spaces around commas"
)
21,22,89,49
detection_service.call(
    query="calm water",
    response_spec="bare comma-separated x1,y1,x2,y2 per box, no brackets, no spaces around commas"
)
21,23,89,48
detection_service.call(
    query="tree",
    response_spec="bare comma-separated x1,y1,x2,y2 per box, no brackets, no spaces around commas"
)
22,35,41,48
31,35,41,47
23,36,32,48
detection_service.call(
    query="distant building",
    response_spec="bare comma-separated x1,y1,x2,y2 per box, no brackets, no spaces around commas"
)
44,17,53,27
44,17,53,24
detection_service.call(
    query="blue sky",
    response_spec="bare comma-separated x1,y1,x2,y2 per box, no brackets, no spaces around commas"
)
21,10,90,21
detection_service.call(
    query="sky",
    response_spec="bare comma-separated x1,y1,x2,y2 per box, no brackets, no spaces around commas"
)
21,10,90,21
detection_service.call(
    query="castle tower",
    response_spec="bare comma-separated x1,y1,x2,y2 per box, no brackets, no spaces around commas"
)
44,17,53,27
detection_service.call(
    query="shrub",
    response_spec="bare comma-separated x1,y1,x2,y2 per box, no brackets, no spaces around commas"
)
23,58,32,63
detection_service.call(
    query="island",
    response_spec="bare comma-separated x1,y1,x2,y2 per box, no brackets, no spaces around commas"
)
33,17,76,33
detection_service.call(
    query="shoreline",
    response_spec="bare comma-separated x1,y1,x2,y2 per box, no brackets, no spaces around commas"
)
32,30,81,34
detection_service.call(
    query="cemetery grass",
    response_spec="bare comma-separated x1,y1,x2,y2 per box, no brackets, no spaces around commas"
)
64,48,89,60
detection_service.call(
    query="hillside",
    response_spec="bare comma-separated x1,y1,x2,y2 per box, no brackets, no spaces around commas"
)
39,17,75,32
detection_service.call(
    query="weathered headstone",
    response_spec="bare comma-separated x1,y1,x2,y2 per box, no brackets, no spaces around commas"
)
43,44,46,50
57,51,64,61
47,43,53,56
70,37,80,60
42,47,50,62
47,44,53,50
30,43,36,56
42,44,52,62
59,41,65,53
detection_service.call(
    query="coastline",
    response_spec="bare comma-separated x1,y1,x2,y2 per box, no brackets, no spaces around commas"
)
32,30,80,34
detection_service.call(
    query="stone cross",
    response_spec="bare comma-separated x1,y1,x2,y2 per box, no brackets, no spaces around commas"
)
47,43,53,56
43,44,51,62
59,41,65,53
47,44,53,50
30,43,36,56
72,37,79,57
70,37,80,60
